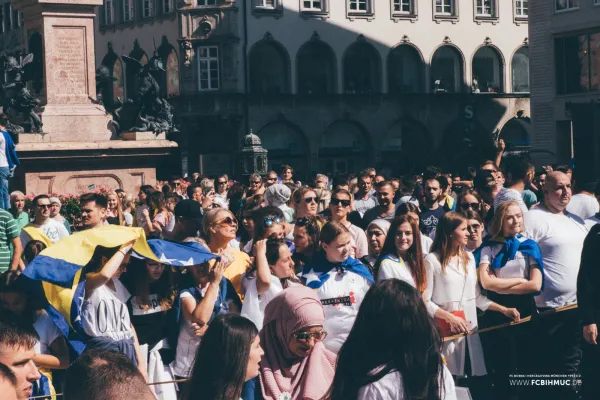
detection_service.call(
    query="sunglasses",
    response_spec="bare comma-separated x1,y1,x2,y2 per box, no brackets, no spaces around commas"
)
37,204,51,209
331,198,350,207
293,330,328,343
267,177,277,181
213,216,238,226
218,181,228,185
250,180,262,185
298,196,317,204
460,202,479,210
262,215,283,228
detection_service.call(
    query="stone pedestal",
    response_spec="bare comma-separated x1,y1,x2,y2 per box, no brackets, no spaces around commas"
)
11,0,178,194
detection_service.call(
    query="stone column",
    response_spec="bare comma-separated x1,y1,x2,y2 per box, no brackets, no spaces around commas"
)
13,0,112,141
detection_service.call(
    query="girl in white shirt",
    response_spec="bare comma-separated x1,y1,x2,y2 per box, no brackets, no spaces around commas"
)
329,189,369,259
241,237,302,330
374,215,427,294
477,201,543,398
396,202,433,255
326,279,457,400
425,212,520,378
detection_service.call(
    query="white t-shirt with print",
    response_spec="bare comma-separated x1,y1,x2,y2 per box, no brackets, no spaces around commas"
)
81,278,134,341
20,218,70,246
33,310,62,355
309,269,372,354
479,238,539,280
524,209,588,309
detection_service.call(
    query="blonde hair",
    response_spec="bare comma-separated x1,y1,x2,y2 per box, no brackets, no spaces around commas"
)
202,208,235,242
430,212,470,274
106,190,124,226
488,201,524,240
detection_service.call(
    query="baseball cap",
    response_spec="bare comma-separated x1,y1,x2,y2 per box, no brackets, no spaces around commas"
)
175,199,203,219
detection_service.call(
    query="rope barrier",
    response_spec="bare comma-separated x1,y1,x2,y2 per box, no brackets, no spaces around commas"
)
29,303,580,399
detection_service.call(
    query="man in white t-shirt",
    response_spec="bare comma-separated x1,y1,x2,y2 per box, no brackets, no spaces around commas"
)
524,172,587,400
20,195,69,247
566,178,599,220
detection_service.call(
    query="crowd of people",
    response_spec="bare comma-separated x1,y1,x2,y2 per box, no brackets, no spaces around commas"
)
0,151,599,400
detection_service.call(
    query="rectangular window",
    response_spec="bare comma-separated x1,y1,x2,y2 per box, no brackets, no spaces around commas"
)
302,0,322,11
198,0,217,5
0,8,4,34
555,33,600,95
349,0,368,12
105,0,115,24
163,0,173,13
197,46,219,91
123,0,134,21
393,0,413,13
476,0,493,16
4,4,11,31
12,7,18,27
515,0,527,17
555,0,578,12
143,0,154,17
435,0,454,15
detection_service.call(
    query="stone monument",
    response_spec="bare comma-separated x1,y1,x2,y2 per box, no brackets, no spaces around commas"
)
238,130,268,177
11,0,177,194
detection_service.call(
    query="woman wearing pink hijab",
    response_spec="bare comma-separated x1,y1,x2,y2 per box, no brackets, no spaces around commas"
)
257,286,336,400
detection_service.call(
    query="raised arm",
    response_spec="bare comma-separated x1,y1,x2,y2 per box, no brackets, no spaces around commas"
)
85,241,135,295
254,239,271,295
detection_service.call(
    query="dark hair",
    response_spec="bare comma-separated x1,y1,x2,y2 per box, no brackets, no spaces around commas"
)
122,258,178,310
147,191,168,216
457,189,487,220
374,216,426,292
265,237,287,265
358,170,371,181
0,362,16,387
86,246,119,273
185,314,258,400
166,192,182,204
503,154,534,182
0,273,38,324
281,164,293,174
187,184,202,199
460,209,484,225
325,279,444,400
23,240,47,264
80,193,108,209
252,206,285,244
140,185,154,195
395,202,420,217
431,212,470,275
555,165,572,175
332,174,349,189
0,316,39,351
331,188,352,200
436,176,449,192
423,166,441,180
320,221,349,245
32,194,49,206
227,182,247,219
63,349,155,400
294,216,324,256
0,114,9,127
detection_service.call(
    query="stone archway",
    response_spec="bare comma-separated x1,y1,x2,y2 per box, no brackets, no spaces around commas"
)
257,120,309,178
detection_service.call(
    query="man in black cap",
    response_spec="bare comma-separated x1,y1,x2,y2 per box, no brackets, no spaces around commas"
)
170,199,203,242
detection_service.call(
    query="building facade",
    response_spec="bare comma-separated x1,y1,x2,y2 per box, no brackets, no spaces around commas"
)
529,0,600,171
94,0,531,179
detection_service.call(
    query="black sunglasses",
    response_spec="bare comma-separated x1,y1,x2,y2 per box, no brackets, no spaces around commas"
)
460,202,479,210
266,177,277,181
218,181,228,185
37,204,51,209
331,198,350,207
262,215,283,228
298,196,317,204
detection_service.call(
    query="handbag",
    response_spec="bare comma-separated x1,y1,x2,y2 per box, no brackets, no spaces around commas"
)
435,258,468,337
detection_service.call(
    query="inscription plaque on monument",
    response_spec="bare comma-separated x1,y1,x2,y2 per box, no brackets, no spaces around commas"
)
48,26,87,103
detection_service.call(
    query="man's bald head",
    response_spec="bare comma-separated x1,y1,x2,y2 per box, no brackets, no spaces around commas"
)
543,171,572,213
63,350,154,400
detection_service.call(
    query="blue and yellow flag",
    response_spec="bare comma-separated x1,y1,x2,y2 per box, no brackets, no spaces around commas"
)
22,225,160,354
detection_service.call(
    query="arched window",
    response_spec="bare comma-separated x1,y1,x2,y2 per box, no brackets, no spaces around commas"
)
431,45,464,93
500,117,531,151
512,46,529,93
343,41,381,94
258,121,308,175
297,40,336,94
319,120,370,175
381,119,430,173
388,44,424,93
249,40,290,94
166,50,180,97
472,46,504,93
112,58,124,102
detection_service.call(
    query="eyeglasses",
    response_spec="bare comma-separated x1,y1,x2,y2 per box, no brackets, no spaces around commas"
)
213,216,238,226
218,181,228,185
262,215,282,228
331,198,350,207
293,330,328,342
37,204,51,209
298,196,317,204
266,177,277,181
369,175,376,179
460,202,479,210
250,180,262,185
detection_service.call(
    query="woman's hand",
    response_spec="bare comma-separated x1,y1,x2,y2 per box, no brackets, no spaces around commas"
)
119,239,136,254
209,260,226,284
503,307,521,322
191,322,209,337
583,324,598,345
142,208,150,217
447,313,469,334
254,239,267,257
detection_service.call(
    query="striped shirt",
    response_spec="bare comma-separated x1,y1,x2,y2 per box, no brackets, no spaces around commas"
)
0,209,19,272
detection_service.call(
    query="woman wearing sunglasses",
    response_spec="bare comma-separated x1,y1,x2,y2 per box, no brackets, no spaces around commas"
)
203,208,251,299
461,210,484,252
301,222,374,353
476,201,543,398
241,237,302,331
374,216,426,294
325,279,456,400
457,190,488,221
292,186,318,220
329,188,368,259
251,286,335,400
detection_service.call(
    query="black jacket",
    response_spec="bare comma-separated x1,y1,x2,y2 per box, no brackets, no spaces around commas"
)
577,223,600,326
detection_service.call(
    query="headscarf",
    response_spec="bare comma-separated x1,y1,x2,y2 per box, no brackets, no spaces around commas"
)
367,219,391,237
259,287,336,400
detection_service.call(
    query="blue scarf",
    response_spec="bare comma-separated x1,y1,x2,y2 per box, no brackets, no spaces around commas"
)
475,234,545,293
301,251,374,289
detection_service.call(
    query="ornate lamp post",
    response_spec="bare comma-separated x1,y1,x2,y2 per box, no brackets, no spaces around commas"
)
238,129,268,177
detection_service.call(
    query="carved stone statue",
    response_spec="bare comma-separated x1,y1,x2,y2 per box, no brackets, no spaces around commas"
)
94,65,122,133
180,40,193,67
1,54,43,133
122,52,177,135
